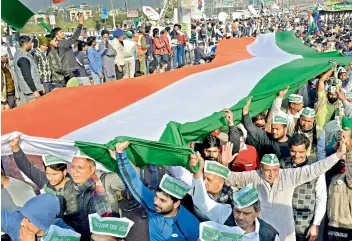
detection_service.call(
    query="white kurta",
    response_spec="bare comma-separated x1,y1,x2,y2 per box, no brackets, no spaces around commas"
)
226,154,340,241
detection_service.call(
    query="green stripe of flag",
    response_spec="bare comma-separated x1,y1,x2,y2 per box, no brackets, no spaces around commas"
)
1,0,34,30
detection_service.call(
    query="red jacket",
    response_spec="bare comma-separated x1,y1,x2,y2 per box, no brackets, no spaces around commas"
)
177,33,186,46
160,35,172,55
152,37,167,55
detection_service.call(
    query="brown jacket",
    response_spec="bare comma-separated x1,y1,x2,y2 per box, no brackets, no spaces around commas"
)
152,37,167,56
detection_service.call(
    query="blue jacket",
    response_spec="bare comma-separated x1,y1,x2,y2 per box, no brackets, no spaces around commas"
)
117,151,200,241
1,210,72,241
145,34,153,58
86,46,105,75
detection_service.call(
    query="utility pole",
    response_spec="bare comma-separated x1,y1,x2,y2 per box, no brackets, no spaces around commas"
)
110,0,116,29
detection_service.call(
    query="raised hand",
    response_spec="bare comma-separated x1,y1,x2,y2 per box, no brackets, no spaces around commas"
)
8,134,21,152
220,142,238,166
243,96,252,115
223,108,234,127
115,141,130,153
278,86,289,98
190,151,204,179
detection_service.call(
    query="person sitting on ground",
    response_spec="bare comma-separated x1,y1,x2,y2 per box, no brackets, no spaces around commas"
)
159,60,168,73
194,42,211,65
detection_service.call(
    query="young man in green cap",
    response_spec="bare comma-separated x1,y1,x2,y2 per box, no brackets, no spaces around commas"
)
189,154,280,240
315,69,339,128
8,135,69,195
292,107,326,162
221,132,347,241
242,96,290,159
270,87,304,132
32,36,51,93
279,134,327,241
110,141,200,241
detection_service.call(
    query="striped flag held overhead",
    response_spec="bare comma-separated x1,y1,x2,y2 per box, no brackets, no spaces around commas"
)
1,32,351,172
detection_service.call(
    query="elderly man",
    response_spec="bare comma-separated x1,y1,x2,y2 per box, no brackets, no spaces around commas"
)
220,132,346,241
189,154,280,241
58,151,125,240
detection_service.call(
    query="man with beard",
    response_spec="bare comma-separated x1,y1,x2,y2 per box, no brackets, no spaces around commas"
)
189,152,280,241
315,69,339,129
279,134,327,241
110,141,200,241
13,36,43,103
243,96,290,159
293,107,326,162
201,134,221,161
1,46,18,110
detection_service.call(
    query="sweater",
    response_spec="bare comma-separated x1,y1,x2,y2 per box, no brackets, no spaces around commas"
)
32,48,51,83
117,151,199,241
57,24,82,72
226,153,340,241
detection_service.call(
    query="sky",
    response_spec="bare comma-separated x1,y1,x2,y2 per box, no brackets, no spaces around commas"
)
58,0,162,10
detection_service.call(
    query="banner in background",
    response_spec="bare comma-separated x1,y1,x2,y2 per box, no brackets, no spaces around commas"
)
143,6,160,21
127,10,139,18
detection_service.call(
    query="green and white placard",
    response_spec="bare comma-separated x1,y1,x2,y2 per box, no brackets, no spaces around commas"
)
88,213,134,238
42,154,67,166
199,221,244,241
204,161,230,179
159,174,191,199
42,225,81,241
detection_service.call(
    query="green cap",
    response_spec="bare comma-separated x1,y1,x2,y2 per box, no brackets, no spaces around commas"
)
199,221,244,241
159,174,191,199
42,225,81,241
74,150,95,162
42,154,67,166
288,94,303,103
232,184,259,209
345,92,352,99
328,85,337,93
89,213,134,238
261,154,280,166
301,107,315,117
204,160,230,179
272,114,289,125
125,31,133,37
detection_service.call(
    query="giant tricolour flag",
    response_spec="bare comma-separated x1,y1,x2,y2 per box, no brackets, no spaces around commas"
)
2,32,351,172
1,0,64,30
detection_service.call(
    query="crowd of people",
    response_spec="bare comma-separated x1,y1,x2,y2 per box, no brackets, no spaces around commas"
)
1,11,352,110
1,7,352,241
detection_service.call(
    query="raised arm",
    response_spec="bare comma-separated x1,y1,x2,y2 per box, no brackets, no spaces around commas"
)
270,87,289,116
111,142,155,211
224,108,240,154
8,136,48,189
288,135,346,187
58,15,83,49
242,97,273,146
